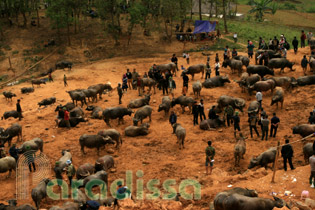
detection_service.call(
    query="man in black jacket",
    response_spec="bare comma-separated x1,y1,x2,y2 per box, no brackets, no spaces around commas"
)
281,139,295,171
199,99,206,121
192,101,199,126
208,106,218,119
161,76,168,95
16,99,22,120
292,36,299,54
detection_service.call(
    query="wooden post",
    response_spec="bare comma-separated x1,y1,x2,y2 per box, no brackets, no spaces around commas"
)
271,140,280,183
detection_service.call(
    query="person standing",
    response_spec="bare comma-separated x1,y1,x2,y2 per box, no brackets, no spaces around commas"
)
224,104,234,127
186,53,190,64
248,113,259,138
161,76,168,95
136,75,143,96
66,160,76,186
281,139,295,171
215,53,219,63
64,74,68,87
168,76,176,98
169,111,177,134
292,37,299,54
64,107,71,129
232,48,238,58
256,91,262,109
270,113,280,138
16,99,22,121
122,75,128,92
208,106,218,119
182,73,189,96
9,144,19,162
309,151,315,187
224,46,230,60
273,36,279,50
307,31,313,46
301,55,309,75
247,41,255,59
192,101,199,126
263,50,269,66
48,72,53,82
268,38,273,50
171,54,178,71
261,115,269,141
215,62,220,76
232,111,241,138
117,83,123,104
205,60,211,80
132,69,139,90
205,141,215,175
301,30,306,48
25,146,36,172
233,32,237,43
199,99,206,122
0,146,6,158
281,46,287,59
126,69,132,89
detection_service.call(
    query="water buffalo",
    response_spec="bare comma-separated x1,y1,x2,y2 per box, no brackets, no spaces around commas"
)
248,147,277,170
95,155,114,172
86,106,103,119
127,94,150,109
55,61,73,70
255,49,282,64
0,123,22,146
133,105,153,126
58,117,86,127
69,107,85,118
142,78,156,94
97,129,122,149
247,65,274,77
88,83,112,99
21,87,34,94
125,123,150,137
236,72,249,92
19,138,43,154
76,163,95,180
54,150,72,180
102,107,133,127
234,55,250,67
270,87,284,109
49,202,79,210
269,76,297,91
310,56,315,73
55,103,75,112
158,96,171,116
268,58,295,73
248,80,275,95
234,136,246,167
67,90,87,107
173,123,186,149
192,81,202,98
215,193,288,210
31,79,46,88
217,95,246,112
292,124,315,138
38,97,56,107
0,156,16,177
73,190,88,206
247,101,260,115
79,134,114,155
199,118,225,130
82,170,108,189
171,96,195,113
3,91,16,101
222,59,243,75
1,110,19,120
75,89,98,103
183,64,205,80
297,75,315,86
31,178,50,209
303,143,313,164
156,63,176,75
202,76,230,88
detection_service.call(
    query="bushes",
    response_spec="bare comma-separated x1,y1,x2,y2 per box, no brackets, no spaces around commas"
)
306,6,315,13
279,3,297,11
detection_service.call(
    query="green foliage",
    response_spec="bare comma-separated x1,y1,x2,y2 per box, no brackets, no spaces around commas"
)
279,3,297,11
248,0,276,21
46,0,73,30
306,6,315,13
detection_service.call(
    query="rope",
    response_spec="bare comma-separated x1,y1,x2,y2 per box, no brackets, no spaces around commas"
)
275,133,315,148
0,47,60,88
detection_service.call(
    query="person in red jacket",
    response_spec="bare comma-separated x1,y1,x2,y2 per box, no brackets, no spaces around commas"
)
301,30,306,48
63,108,70,128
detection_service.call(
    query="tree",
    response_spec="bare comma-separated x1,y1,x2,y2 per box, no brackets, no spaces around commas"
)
199,0,202,20
126,2,146,45
222,0,228,33
248,0,276,22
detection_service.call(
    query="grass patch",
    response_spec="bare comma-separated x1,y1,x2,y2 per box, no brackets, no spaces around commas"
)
279,2,297,11
306,6,315,13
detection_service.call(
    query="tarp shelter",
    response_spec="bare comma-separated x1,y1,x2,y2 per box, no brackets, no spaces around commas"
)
193,21,216,34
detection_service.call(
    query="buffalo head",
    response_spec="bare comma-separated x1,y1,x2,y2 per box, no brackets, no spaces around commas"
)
248,157,258,169
86,106,95,111
234,98,245,112
222,59,230,68
133,118,140,126
273,196,288,209
102,136,115,145
292,126,299,134
245,188,258,197
127,109,134,116
221,76,231,83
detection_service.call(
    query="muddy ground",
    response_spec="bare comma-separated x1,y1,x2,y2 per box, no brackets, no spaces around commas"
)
0,45,315,210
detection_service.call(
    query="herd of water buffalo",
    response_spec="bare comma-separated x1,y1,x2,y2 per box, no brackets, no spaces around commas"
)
0,48,315,209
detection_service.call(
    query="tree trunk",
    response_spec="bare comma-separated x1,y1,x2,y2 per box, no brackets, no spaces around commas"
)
127,24,134,46
234,0,238,15
199,0,202,20
222,0,228,33
74,12,77,34
215,0,218,17
209,0,213,20
190,0,193,19
22,12,27,28
67,21,71,46
36,8,40,27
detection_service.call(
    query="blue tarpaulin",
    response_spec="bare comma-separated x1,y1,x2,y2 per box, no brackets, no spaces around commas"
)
193,21,216,34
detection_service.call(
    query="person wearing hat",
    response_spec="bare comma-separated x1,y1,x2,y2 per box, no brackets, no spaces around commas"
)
247,41,255,59
205,140,215,175
168,76,176,98
9,144,19,162
171,54,178,71
16,99,23,121
63,107,70,128
292,36,299,54
199,99,206,122
66,160,75,185
25,145,36,172
182,73,189,96
117,83,123,104
113,181,132,210
55,105,64,127
281,139,295,171
192,101,199,126
232,111,241,138
0,145,6,158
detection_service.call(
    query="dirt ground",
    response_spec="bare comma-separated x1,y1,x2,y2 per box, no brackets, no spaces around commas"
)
0,43,315,210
